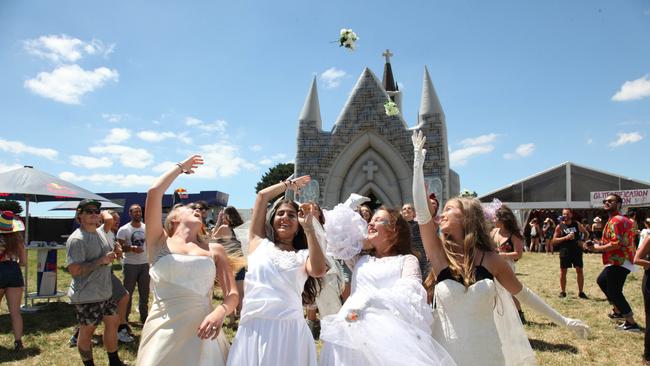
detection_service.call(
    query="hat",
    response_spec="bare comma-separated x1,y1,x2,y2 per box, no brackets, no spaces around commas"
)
77,199,102,210
0,211,25,233
593,217,602,223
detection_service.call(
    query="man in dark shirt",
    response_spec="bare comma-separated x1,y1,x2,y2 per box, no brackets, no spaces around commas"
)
402,203,430,279
552,208,589,299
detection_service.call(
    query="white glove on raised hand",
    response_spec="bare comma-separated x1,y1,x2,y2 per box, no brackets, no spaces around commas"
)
411,130,427,170
514,286,590,339
411,131,432,225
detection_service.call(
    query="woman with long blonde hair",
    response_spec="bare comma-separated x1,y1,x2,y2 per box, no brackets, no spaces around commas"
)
412,131,588,366
137,155,238,366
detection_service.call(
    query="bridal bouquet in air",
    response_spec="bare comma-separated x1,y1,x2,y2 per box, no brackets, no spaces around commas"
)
339,28,359,50
384,100,399,116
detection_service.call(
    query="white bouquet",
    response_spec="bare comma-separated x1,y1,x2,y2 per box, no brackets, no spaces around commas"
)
384,100,399,116
339,28,359,50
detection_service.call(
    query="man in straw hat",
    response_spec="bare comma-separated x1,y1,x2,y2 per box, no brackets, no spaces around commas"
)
0,210,26,350
66,199,125,366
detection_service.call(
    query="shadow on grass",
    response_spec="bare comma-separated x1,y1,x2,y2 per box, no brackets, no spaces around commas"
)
0,345,41,363
0,301,76,335
528,338,579,354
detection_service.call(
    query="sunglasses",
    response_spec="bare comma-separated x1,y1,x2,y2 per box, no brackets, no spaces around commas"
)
82,209,101,214
602,199,618,204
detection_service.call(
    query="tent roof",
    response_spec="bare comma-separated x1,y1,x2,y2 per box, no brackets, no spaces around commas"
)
479,161,650,208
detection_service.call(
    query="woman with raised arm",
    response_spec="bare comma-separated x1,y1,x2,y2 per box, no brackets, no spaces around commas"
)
136,155,238,366
319,201,456,366
227,176,327,366
411,131,589,366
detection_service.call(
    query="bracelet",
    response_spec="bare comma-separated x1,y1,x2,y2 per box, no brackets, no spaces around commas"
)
176,163,189,174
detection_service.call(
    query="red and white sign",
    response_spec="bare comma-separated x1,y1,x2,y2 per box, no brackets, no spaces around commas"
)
590,189,650,207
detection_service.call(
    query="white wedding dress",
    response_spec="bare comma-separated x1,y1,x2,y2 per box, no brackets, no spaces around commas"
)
227,239,318,366
319,254,456,366
136,249,229,366
432,272,536,366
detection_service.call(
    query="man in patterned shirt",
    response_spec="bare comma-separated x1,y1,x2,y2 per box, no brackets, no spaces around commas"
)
588,193,641,332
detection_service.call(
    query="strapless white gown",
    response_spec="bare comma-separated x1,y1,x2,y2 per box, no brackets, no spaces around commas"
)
319,254,456,366
227,239,317,366
432,278,536,366
136,253,229,366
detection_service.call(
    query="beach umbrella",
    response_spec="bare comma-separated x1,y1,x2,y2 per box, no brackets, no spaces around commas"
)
49,200,123,211
0,165,111,307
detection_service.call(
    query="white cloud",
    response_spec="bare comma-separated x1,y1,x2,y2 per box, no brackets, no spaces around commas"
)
196,142,257,178
24,64,119,104
60,172,157,188
516,143,535,157
449,133,498,166
320,67,347,89
587,138,593,145
271,153,288,161
450,145,494,166
0,138,58,160
460,133,498,147
259,158,273,166
104,128,131,144
612,75,650,101
609,132,643,147
70,155,113,169
137,130,192,144
89,145,153,168
23,34,114,63
137,131,175,142
184,117,228,134
0,162,23,173
504,143,535,160
152,161,177,173
102,113,123,123
250,144,262,152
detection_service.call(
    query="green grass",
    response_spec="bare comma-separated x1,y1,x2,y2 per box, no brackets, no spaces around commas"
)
1,252,647,365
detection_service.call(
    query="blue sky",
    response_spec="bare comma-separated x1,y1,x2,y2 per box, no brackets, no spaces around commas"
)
1,1,649,216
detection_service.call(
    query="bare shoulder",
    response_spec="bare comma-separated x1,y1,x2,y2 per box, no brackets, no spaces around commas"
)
208,242,227,257
481,251,510,272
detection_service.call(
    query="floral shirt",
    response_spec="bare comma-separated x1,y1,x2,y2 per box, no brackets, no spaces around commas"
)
601,212,636,266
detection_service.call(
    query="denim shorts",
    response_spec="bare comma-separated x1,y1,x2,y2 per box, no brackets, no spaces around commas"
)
0,261,24,288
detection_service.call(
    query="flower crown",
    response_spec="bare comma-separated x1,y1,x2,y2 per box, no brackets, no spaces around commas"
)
483,198,503,222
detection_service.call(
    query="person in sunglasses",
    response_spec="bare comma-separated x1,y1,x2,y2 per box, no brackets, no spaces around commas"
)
66,199,124,366
588,194,641,332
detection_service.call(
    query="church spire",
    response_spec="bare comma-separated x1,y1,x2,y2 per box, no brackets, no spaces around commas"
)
381,49,397,92
298,76,322,128
419,66,444,116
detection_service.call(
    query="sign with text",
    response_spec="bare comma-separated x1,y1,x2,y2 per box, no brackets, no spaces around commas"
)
590,189,650,207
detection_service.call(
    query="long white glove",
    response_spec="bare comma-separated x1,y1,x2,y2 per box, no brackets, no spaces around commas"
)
411,130,432,225
514,286,590,339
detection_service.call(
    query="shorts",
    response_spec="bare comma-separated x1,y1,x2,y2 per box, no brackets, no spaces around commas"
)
560,250,583,269
235,267,247,281
0,261,24,288
111,273,127,302
73,299,118,326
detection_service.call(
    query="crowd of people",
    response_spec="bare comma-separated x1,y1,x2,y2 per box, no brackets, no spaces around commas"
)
2,132,650,365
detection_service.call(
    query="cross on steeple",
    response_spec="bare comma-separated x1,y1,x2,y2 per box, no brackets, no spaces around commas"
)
363,160,378,180
382,49,393,64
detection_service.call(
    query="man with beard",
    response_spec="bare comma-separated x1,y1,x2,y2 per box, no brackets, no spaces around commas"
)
588,194,640,332
116,204,149,324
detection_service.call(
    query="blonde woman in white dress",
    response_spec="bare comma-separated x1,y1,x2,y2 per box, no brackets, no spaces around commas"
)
137,155,238,366
412,131,589,366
